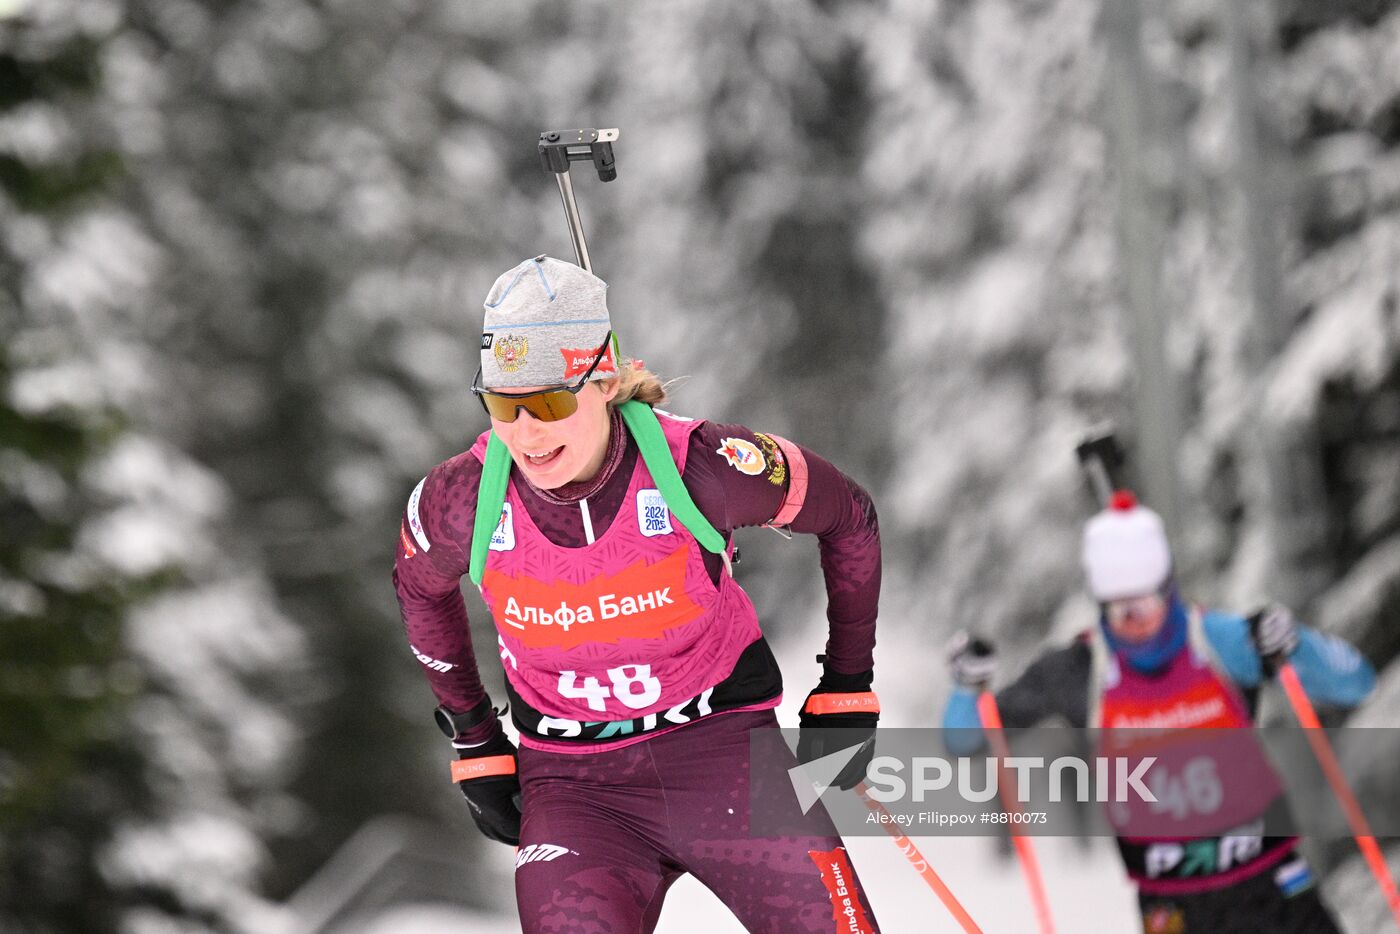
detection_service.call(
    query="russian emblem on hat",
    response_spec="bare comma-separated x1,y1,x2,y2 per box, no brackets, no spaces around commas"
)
493,335,528,373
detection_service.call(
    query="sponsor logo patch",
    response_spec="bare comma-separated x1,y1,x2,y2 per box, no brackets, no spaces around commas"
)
636,489,674,537
716,437,766,476
410,644,455,673
1103,678,1236,730
483,549,701,650
808,847,874,934
489,502,515,552
494,335,528,372
1142,905,1185,934
560,343,618,379
515,843,573,869
1275,857,1315,898
406,478,431,553
481,332,494,350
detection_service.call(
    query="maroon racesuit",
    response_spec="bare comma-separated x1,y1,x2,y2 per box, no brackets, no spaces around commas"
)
393,408,882,933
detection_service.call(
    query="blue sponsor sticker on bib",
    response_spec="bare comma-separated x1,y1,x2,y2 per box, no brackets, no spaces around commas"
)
1274,857,1314,898
637,489,673,537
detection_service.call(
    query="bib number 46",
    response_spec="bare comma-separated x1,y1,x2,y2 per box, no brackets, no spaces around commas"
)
1149,757,1223,820
558,664,663,712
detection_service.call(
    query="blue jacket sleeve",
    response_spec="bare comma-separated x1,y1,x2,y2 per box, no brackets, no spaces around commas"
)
1202,610,1376,708
942,687,985,755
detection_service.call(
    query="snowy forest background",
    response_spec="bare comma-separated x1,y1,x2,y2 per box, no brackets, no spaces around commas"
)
3,0,1399,931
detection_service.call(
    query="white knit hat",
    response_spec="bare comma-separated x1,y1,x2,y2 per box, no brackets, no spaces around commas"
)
1081,490,1172,601
480,255,617,389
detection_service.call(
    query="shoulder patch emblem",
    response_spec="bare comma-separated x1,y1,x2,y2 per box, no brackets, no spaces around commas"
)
407,478,431,552
752,433,788,487
716,437,766,476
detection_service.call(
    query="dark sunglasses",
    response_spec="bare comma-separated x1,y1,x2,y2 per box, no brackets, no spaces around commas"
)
1102,580,1174,623
471,331,614,423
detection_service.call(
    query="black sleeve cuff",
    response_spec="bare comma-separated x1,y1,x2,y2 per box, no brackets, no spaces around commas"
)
817,666,874,694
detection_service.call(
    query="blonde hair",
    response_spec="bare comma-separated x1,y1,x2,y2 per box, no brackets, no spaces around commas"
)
605,361,669,407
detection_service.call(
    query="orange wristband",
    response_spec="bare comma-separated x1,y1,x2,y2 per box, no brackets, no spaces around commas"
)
803,692,880,716
450,755,517,783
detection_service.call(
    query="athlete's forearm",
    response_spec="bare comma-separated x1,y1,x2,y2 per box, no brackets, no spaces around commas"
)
393,557,491,720
1290,628,1376,708
995,642,1092,728
393,465,494,738
794,456,880,674
1203,610,1377,708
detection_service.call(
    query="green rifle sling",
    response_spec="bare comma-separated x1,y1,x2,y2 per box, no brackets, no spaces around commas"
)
618,400,727,555
469,432,514,587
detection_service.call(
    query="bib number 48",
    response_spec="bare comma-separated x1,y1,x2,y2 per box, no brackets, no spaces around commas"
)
558,664,663,712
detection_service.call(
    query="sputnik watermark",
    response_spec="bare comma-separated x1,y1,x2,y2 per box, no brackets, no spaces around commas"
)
786,747,1158,819
867,810,1050,828
862,755,1158,804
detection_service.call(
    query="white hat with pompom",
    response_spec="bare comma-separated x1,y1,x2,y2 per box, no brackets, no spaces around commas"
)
1081,490,1173,601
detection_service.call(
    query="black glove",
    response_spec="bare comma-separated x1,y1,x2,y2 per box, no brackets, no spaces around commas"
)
453,724,522,845
438,701,522,846
1248,604,1300,676
796,659,879,792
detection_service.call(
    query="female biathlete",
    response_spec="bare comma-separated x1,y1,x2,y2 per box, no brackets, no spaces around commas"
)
393,255,883,932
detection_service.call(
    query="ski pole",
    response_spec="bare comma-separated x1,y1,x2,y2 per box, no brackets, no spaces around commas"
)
1075,428,1129,506
975,692,1057,934
854,782,984,933
1265,652,1400,929
537,128,619,274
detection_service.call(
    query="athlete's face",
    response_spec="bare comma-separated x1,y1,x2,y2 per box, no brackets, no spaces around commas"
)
1104,591,1168,644
489,378,620,489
